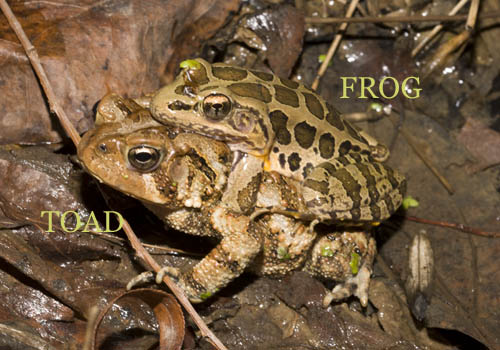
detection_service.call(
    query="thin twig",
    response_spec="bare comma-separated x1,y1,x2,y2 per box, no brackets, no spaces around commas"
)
305,10,500,24
0,2,228,349
466,0,480,30
411,0,469,57
312,0,359,91
404,216,500,238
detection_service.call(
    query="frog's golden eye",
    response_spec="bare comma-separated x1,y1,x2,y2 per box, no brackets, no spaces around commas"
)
128,146,162,171
203,94,231,120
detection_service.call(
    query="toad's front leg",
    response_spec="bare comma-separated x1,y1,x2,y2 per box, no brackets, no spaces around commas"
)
168,207,262,302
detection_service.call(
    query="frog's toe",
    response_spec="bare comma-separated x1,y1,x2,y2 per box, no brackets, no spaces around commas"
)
322,264,371,308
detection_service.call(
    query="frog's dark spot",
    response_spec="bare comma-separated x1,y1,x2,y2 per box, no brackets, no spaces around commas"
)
350,152,362,162
237,173,262,214
350,208,361,221
199,85,219,92
274,85,299,107
212,66,248,81
386,167,404,192
304,178,329,195
269,110,291,145
294,121,316,149
228,83,272,103
358,163,378,201
332,167,361,209
325,103,344,130
303,92,324,120
369,202,381,220
273,147,279,153
288,152,302,171
250,70,274,81
302,162,314,179
352,145,361,152
344,122,364,143
313,147,318,154
279,153,286,168
338,140,352,156
168,101,192,111
384,196,395,216
186,63,209,85
279,77,299,89
318,162,337,176
319,133,335,159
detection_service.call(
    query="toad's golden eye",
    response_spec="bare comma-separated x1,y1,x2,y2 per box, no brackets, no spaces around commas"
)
128,146,162,171
203,94,231,120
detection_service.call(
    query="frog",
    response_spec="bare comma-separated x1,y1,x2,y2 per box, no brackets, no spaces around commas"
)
139,58,406,224
78,94,377,306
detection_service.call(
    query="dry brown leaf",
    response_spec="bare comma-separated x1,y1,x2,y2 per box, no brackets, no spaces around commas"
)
0,0,238,145
91,289,185,350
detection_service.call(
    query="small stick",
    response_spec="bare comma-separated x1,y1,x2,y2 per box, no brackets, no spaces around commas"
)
466,0,480,30
0,2,228,349
404,216,500,238
411,0,469,57
305,10,500,24
311,0,359,91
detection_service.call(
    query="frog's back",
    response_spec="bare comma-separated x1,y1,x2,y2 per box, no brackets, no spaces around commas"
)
181,59,374,180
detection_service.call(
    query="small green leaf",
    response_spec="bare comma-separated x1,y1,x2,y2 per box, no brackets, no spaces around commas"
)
199,291,212,300
318,54,332,66
402,196,419,210
180,59,201,70
369,102,383,113
122,173,129,179
350,252,360,275
321,245,334,257
277,246,291,260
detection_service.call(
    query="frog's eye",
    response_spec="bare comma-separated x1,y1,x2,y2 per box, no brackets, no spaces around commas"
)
203,94,231,120
128,146,162,171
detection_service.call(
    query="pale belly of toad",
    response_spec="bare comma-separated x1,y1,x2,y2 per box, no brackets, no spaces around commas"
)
77,94,379,307
141,58,406,224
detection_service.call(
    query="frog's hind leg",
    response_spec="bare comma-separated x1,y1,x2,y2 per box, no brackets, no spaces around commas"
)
302,161,406,223
304,230,376,307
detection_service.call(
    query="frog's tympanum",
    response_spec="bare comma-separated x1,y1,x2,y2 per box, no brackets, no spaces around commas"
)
79,58,406,307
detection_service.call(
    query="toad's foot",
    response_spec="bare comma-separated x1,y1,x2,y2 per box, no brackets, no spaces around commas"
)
125,266,220,304
126,267,180,290
322,263,371,308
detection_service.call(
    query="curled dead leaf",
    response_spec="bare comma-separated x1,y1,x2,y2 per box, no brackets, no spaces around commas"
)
89,288,185,350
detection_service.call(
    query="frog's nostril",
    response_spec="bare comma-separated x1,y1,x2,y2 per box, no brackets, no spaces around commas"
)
98,143,107,153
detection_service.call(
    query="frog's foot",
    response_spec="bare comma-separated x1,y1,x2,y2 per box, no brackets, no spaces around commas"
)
322,263,371,308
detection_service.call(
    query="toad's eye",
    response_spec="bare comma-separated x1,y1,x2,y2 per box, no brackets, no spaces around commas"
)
128,146,162,171
203,94,231,120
